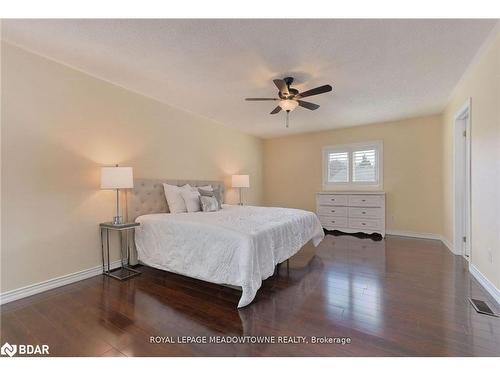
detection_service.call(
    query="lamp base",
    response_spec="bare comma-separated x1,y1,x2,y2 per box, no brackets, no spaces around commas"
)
112,216,123,225
238,187,244,206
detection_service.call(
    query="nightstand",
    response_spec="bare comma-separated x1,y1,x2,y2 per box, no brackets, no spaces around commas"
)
99,222,141,280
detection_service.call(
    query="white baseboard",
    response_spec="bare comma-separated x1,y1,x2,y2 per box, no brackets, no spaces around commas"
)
469,264,500,305
439,236,455,254
0,260,122,305
386,230,442,241
386,230,457,253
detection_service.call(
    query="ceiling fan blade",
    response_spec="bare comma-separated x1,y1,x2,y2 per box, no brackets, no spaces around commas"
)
273,79,289,96
270,106,282,114
297,100,320,110
297,84,332,98
245,98,279,101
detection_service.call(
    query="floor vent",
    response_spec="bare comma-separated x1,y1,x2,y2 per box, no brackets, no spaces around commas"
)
469,298,498,317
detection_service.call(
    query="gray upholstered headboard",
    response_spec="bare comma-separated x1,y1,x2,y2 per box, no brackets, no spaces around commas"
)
126,178,225,221
126,178,225,265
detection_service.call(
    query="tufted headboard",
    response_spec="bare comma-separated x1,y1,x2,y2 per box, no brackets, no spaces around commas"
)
126,178,225,221
126,178,225,265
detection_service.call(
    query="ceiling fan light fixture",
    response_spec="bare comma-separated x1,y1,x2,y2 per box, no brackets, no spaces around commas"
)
279,99,299,112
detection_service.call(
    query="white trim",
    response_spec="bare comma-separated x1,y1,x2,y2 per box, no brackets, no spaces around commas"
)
386,230,442,241
469,263,500,305
386,230,456,253
440,236,455,254
453,98,472,261
0,260,122,305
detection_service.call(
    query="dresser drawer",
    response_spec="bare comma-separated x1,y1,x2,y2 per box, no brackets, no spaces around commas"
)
348,194,383,207
317,194,348,206
348,218,383,231
349,207,383,219
317,206,348,217
319,216,348,228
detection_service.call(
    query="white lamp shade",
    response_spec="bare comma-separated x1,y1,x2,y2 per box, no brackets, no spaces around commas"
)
232,174,250,188
100,166,134,189
279,99,299,112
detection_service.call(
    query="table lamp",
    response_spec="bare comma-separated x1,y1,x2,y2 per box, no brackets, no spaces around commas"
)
231,175,250,206
101,165,134,224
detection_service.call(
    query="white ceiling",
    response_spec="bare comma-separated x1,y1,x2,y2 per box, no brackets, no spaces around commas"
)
2,19,497,138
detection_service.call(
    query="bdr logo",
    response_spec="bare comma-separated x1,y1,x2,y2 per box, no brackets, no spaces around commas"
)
1,342,49,357
1,343,17,357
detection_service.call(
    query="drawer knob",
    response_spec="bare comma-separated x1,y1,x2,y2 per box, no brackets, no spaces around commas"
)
361,199,366,202
331,198,335,201
361,223,366,225
331,210,335,212
331,221,335,223
362,211,366,214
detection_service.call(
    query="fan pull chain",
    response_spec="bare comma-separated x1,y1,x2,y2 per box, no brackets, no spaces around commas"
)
286,111,289,128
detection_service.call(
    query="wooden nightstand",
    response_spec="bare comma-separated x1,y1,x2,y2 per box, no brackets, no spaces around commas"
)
99,222,141,280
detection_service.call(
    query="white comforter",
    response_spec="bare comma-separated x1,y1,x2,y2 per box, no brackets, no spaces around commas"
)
134,205,324,308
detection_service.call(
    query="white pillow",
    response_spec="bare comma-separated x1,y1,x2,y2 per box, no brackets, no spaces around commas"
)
180,188,201,212
163,183,188,213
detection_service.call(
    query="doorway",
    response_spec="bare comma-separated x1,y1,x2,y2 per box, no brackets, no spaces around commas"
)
453,99,471,261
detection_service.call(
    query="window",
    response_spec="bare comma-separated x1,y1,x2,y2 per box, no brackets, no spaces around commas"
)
322,141,383,190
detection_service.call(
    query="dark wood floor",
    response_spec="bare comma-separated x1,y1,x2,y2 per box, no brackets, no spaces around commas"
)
1,234,499,356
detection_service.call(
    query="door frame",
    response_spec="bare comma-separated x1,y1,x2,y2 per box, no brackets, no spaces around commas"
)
453,98,472,260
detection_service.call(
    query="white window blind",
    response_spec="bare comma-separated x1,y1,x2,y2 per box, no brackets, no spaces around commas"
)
323,141,382,189
352,149,377,182
327,152,349,182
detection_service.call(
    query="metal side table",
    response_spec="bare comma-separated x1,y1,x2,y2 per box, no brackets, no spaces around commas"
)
100,222,141,280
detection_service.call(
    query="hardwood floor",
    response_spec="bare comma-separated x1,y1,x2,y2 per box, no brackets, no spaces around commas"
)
1,234,499,356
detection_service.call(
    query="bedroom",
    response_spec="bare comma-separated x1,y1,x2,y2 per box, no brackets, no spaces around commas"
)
1,1,500,370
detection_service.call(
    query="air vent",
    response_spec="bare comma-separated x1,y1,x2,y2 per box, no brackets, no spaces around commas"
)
469,298,498,317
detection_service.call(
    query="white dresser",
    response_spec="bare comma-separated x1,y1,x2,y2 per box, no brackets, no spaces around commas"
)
316,191,386,237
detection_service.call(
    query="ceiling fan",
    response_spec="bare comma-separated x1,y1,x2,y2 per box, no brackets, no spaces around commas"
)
245,77,333,127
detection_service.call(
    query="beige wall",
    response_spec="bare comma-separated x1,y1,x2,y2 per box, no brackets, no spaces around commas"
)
442,27,500,289
264,115,444,236
1,42,263,293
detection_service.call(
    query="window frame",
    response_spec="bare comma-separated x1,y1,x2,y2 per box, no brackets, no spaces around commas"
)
322,141,383,191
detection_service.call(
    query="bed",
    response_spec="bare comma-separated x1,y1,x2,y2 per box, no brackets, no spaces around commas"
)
127,179,324,308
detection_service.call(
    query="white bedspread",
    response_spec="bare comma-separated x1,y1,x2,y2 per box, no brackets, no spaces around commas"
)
134,205,324,308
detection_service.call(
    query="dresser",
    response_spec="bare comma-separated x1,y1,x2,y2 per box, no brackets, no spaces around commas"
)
316,191,386,237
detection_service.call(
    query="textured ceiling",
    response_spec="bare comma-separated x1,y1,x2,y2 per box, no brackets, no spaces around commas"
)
2,19,497,138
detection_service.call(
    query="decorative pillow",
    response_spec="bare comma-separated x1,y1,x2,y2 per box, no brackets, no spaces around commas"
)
211,186,223,207
162,183,188,213
197,185,212,191
200,196,219,212
180,188,201,212
198,186,223,209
